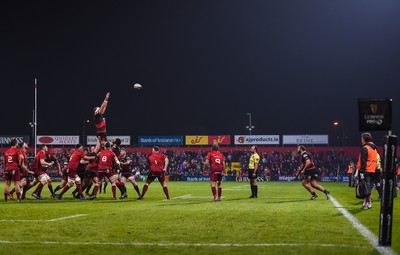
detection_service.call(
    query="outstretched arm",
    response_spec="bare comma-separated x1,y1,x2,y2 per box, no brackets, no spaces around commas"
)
99,92,110,115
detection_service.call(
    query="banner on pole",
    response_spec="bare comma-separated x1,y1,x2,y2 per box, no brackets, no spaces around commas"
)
358,98,392,131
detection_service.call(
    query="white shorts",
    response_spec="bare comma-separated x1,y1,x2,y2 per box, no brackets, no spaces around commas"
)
39,173,51,184
68,175,81,184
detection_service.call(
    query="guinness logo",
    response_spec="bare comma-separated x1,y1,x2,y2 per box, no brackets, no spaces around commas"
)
370,104,378,114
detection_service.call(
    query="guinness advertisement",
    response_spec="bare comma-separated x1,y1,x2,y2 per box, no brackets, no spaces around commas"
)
0,135,30,145
358,98,392,131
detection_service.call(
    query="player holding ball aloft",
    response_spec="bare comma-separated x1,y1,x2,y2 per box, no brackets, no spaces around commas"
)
93,92,110,142
297,145,330,200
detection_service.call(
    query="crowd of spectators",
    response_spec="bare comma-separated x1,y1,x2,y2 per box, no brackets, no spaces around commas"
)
1,149,357,181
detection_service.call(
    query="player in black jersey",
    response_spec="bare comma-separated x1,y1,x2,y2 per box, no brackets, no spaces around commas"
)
93,92,110,142
118,149,141,198
111,138,126,196
54,148,74,195
297,145,330,200
45,150,61,198
81,146,98,196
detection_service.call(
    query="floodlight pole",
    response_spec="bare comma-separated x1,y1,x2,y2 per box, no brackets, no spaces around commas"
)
246,113,255,135
34,78,37,155
82,119,89,146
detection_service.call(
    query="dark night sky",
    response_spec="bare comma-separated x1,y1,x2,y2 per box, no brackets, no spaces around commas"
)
1,1,400,146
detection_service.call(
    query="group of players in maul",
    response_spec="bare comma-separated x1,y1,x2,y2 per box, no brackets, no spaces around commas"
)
2,92,334,203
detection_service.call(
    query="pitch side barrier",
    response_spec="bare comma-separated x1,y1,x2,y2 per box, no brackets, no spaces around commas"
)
174,176,350,182
0,146,371,157
177,176,269,182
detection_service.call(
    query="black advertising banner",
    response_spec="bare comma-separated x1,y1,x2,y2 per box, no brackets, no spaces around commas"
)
0,135,30,145
358,98,392,131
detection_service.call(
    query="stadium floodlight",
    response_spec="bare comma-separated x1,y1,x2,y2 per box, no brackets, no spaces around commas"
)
246,113,255,135
82,119,90,146
333,121,345,146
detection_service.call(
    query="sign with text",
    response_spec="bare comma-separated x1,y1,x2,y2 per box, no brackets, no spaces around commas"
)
37,136,79,145
208,135,231,145
87,136,131,145
358,98,392,131
138,136,183,145
0,135,30,145
185,136,209,145
282,135,329,145
234,135,280,145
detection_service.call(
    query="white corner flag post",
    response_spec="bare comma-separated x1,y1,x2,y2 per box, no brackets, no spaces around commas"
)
34,78,38,156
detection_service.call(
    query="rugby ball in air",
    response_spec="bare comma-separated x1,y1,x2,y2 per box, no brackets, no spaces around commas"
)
133,83,142,90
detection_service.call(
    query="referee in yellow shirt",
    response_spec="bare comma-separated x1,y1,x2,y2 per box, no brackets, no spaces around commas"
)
248,145,260,198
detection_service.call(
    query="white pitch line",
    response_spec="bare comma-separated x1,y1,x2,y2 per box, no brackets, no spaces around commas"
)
0,214,88,222
0,240,369,249
46,214,88,222
172,194,193,199
225,185,248,191
329,196,396,255
172,194,212,200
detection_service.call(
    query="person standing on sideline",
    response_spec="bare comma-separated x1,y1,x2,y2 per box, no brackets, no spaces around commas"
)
347,161,355,187
248,145,260,198
397,159,400,190
371,153,382,201
356,133,378,210
204,144,225,202
297,145,330,200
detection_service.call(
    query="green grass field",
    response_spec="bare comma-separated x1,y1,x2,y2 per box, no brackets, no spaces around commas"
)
0,181,399,255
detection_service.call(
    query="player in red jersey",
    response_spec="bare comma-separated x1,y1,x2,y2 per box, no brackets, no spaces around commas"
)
9,142,34,200
3,139,22,202
93,92,110,142
139,146,170,200
118,149,141,199
30,145,55,200
56,144,95,200
72,147,90,198
89,142,121,200
204,144,226,202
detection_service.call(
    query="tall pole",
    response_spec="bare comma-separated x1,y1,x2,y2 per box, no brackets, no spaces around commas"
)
82,120,85,146
34,78,37,155
31,110,35,147
246,113,254,135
